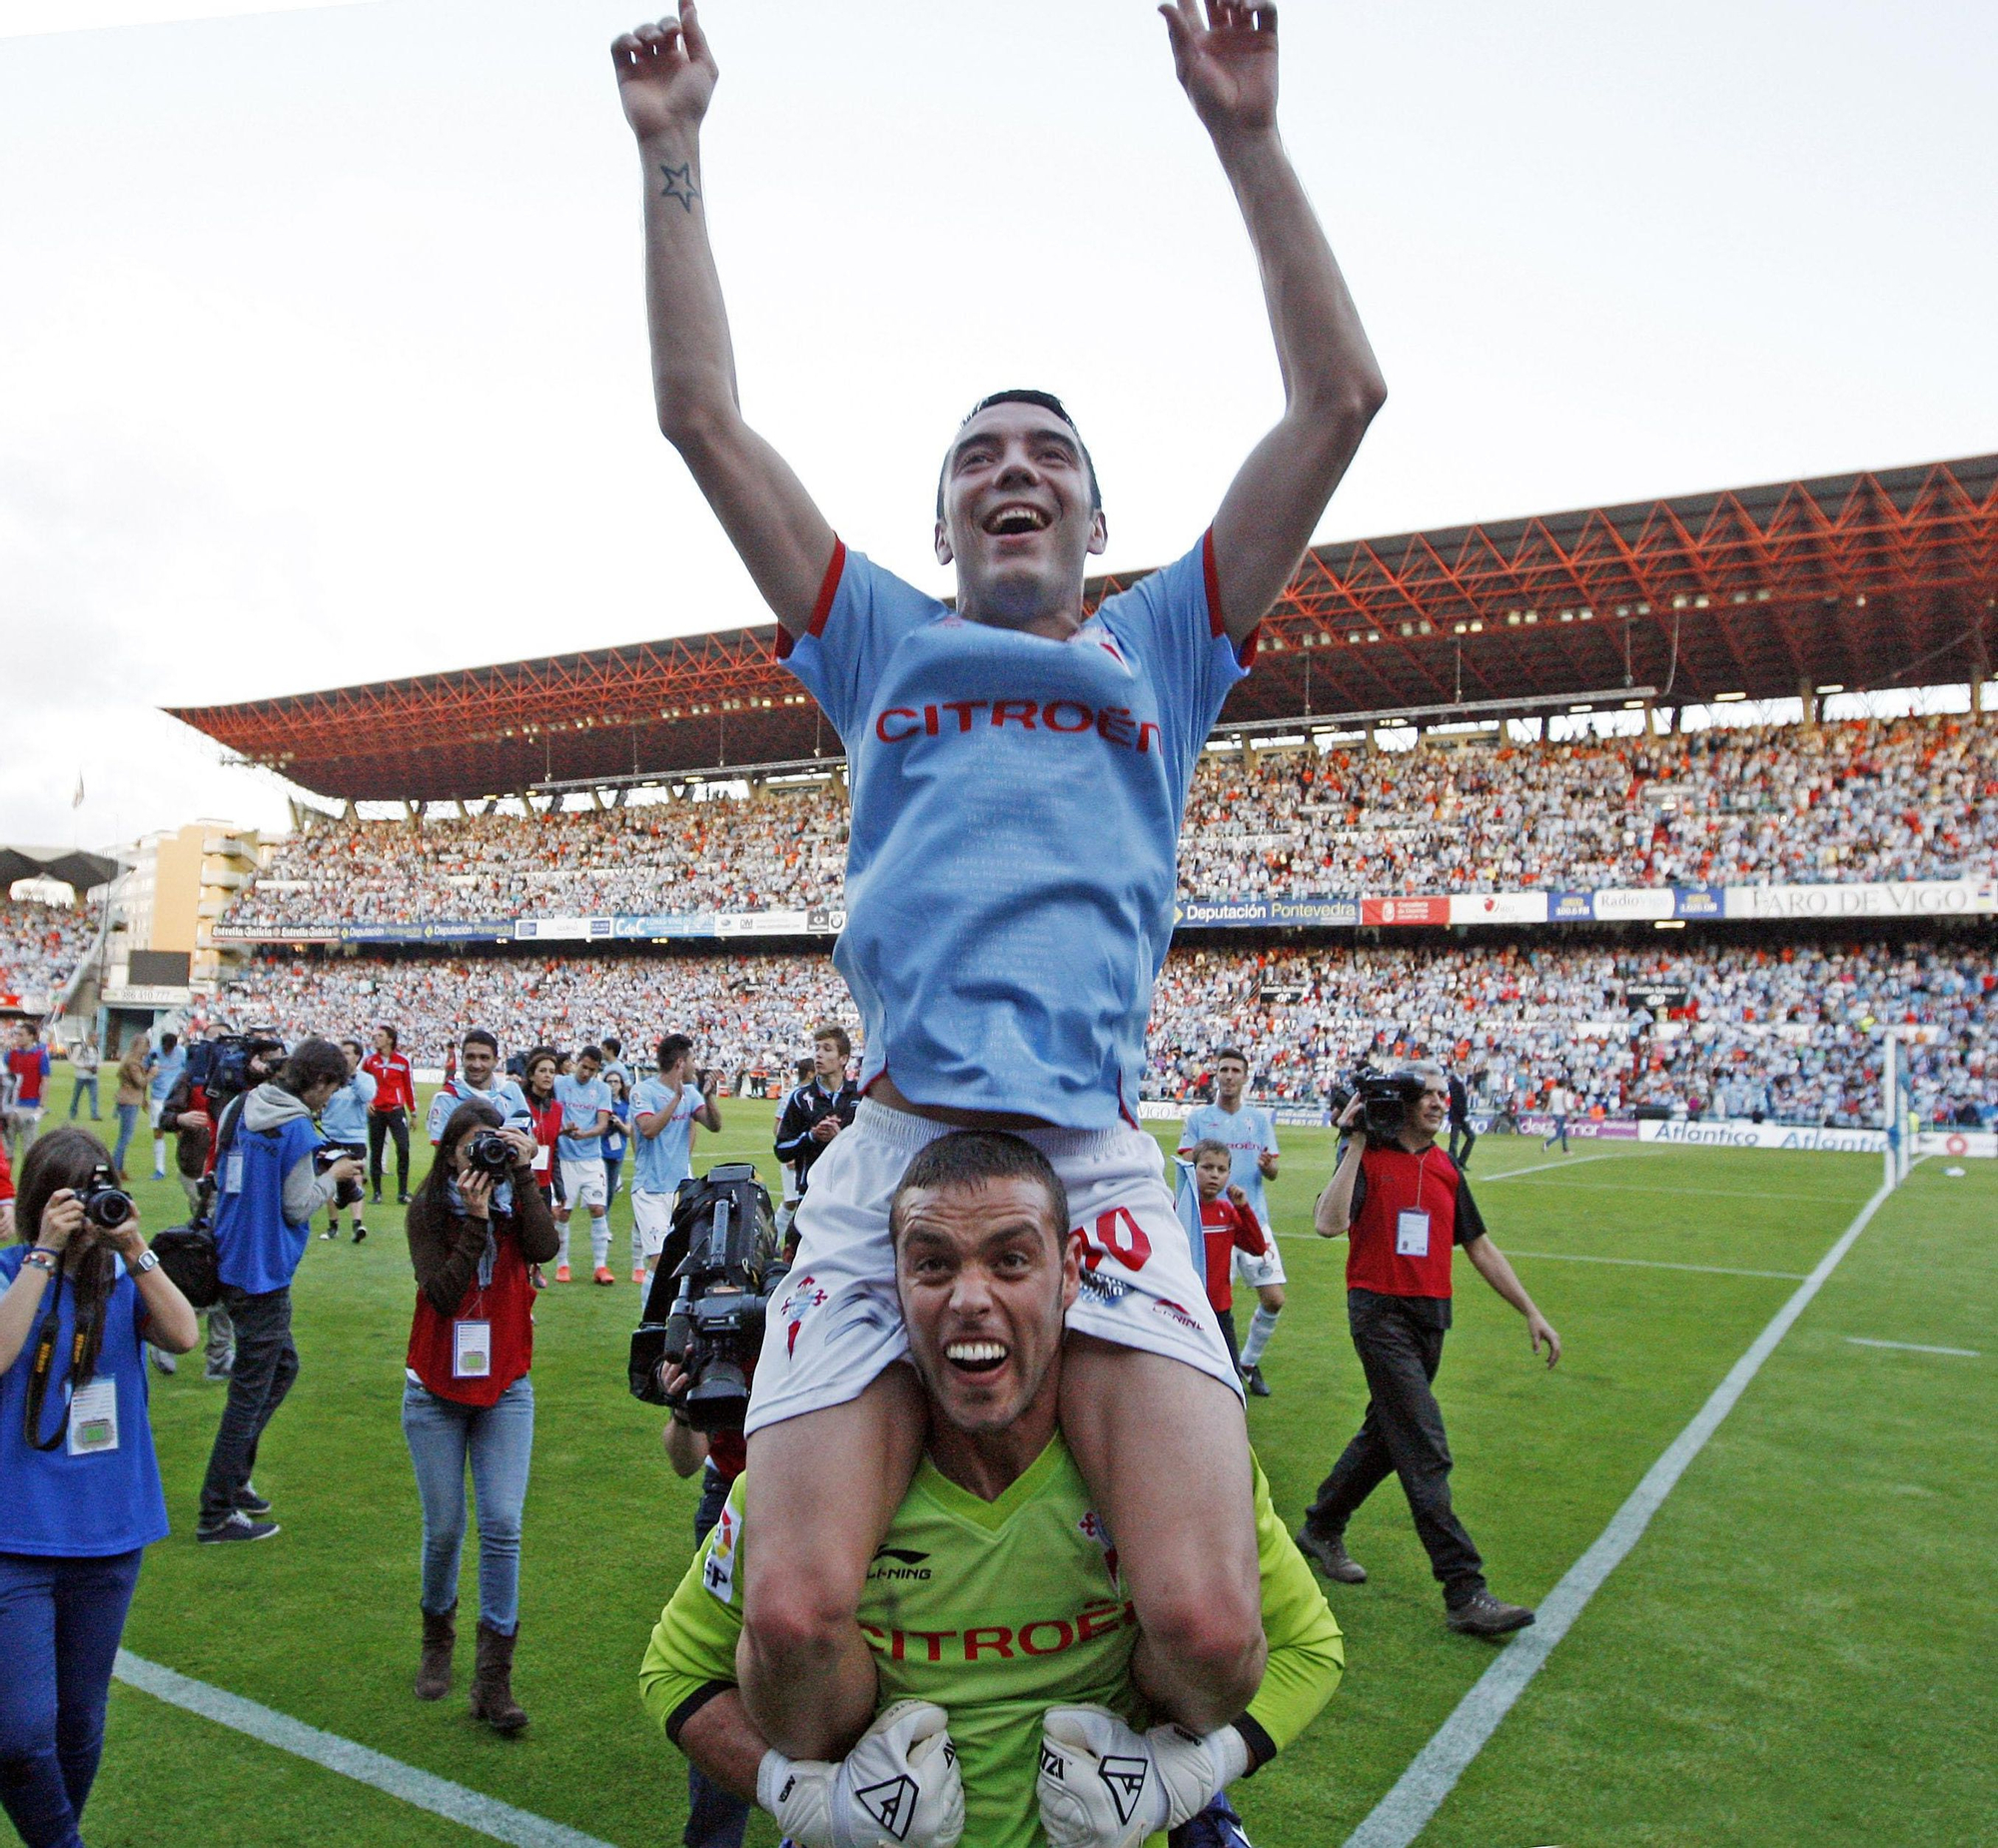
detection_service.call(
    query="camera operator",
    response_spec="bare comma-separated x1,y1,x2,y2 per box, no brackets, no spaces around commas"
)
402,1101,553,1733
157,1033,287,1384
195,1038,364,1544
659,1351,753,1848
0,1129,199,1848
771,1025,857,1211
1297,1064,1560,1637
316,1040,377,1244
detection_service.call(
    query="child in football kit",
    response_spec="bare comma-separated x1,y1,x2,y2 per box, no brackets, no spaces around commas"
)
1179,1141,1272,1377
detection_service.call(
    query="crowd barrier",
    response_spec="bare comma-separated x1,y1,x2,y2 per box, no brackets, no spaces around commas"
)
214,877,1996,948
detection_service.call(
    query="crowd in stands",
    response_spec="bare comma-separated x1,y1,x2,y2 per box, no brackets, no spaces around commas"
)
220,713,1998,931
219,936,1996,1131
0,899,94,1004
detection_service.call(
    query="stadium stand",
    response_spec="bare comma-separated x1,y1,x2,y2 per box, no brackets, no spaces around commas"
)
0,899,96,1007
221,937,1995,1131
217,713,1998,929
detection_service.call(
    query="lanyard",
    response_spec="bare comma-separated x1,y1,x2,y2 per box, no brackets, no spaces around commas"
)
22,1267,101,1454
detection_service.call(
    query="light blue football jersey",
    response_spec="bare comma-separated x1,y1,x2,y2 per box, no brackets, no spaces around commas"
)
1178,1102,1279,1226
782,535,1249,1129
631,1076,699,1195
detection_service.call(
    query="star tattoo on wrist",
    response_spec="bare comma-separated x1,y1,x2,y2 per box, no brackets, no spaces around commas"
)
658,161,700,212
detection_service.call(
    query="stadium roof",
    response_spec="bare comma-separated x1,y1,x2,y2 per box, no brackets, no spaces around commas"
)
170,454,1998,804
1,845,124,893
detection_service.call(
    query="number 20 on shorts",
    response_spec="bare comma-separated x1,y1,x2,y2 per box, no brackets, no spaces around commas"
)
1077,1207,1151,1273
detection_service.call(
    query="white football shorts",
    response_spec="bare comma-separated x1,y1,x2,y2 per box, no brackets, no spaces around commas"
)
631,1187,679,1260
744,1098,1242,1436
1233,1240,1287,1290
558,1157,607,1213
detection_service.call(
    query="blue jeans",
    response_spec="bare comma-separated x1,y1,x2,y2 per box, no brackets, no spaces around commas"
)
686,1463,749,1848
111,1105,141,1175
401,1377,534,1633
0,1549,144,1848
67,1079,98,1121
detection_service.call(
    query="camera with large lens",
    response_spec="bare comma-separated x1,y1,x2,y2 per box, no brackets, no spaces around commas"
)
314,1143,365,1210
629,1163,787,1431
1343,1068,1426,1143
77,1164,135,1231
464,1131,515,1178
189,1032,287,1108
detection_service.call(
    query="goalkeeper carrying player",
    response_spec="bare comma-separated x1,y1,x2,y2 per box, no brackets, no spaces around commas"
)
612,0,1385,1782
641,1133,1342,1848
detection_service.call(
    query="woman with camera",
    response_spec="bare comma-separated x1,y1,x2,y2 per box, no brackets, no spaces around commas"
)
402,1100,556,1734
0,1128,199,1848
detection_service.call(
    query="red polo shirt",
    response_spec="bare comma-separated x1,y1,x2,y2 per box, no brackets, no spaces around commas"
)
1345,1141,1486,1301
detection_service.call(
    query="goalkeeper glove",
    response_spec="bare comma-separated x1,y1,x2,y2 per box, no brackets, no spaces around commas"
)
757,1699,965,1848
1036,1705,1250,1848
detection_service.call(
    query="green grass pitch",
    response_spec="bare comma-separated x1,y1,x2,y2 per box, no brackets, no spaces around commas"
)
46,1099,1995,1847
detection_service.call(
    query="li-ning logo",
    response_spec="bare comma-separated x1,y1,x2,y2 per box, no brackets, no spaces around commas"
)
1099,1755,1150,1827
857,1773,921,1840
869,1544,933,1582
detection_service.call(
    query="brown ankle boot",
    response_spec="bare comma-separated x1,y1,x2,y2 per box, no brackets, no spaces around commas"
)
469,1620,527,1733
415,1603,456,1700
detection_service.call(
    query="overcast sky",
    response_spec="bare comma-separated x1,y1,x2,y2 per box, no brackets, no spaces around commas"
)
3,0,1993,852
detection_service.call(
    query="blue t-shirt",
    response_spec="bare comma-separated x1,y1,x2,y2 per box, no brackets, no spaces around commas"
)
0,1249,170,1555
318,1071,377,1146
553,1074,612,1164
149,1045,186,1106
602,1096,630,1163
631,1076,699,1195
1179,1102,1280,1227
213,1109,325,1295
783,535,1248,1127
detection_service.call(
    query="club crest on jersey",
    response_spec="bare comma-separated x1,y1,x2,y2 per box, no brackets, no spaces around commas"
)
702,1502,739,1604
856,1772,921,1840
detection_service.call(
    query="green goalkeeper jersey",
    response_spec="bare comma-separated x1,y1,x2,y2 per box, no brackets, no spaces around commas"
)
639,1437,1343,1848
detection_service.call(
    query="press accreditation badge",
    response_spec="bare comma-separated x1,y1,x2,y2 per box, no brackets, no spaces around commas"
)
530,1144,551,1175
454,1320,493,1380
1396,1208,1432,1259
68,1379,120,1455
225,1154,246,1195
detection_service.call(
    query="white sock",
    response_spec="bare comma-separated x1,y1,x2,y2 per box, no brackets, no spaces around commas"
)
590,1217,610,1269
153,1136,167,1169
1241,1306,1282,1369
556,1222,570,1267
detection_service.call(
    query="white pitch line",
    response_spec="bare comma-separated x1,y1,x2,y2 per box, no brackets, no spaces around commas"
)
113,1653,619,1848
1502,1251,1807,1282
1465,1152,1623,1184
1341,1168,1902,1848
1845,1336,1981,1358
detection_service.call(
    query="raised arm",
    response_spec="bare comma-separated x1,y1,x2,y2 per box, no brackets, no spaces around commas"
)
1160,2,1387,645
612,6,836,632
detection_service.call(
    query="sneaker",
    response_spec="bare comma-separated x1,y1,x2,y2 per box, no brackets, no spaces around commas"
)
235,1483,273,1515
149,1348,177,1377
204,1359,234,1383
1171,1791,1255,1848
151,1168,167,1182
631,1266,646,1284
197,1511,281,1544
398,1193,412,1206
592,1266,616,1286
1446,1590,1535,1636
371,1190,383,1204
554,1265,571,1283
352,1225,368,1244
1294,1526,1368,1584
1242,1364,1272,1397
320,1228,337,1241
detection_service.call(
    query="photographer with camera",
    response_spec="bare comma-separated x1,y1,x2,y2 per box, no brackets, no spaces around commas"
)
0,1128,199,1848
1297,1064,1559,1637
195,1038,364,1544
659,1348,753,1848
402,1100,553,1733
156,1032,286,1384
316,1040,377,1244
632,1034,725,1289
